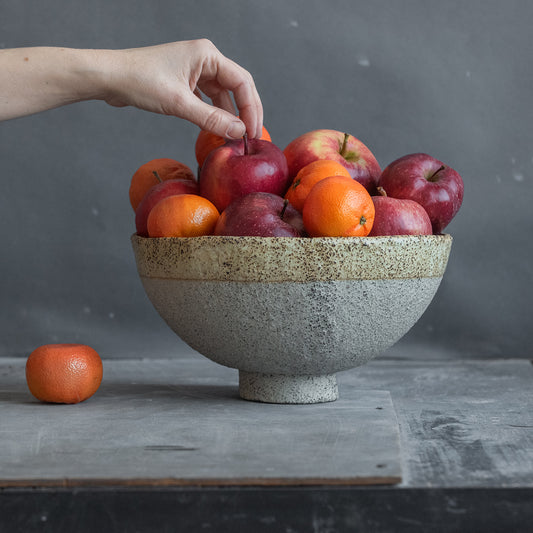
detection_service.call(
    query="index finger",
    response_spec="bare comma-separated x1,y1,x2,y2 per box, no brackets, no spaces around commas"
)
214,56,263,139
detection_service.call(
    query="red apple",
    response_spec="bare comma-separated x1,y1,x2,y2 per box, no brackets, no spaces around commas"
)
135,177,199,236
199,137,290,212
214,192,305,237
283,129,381,193
378,153,464,234
369,188,432,236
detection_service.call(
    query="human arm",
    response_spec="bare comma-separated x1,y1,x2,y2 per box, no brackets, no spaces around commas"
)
0,39,263,138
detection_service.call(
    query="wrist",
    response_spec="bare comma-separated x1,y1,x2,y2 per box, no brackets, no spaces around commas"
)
67,48,120,103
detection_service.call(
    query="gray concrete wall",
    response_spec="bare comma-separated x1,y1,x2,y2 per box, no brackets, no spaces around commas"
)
1,0,531,359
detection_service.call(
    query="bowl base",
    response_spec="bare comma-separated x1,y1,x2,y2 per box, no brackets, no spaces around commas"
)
239,371,338,404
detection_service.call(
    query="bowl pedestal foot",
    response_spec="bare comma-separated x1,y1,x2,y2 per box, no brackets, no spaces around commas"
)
238,371,338,404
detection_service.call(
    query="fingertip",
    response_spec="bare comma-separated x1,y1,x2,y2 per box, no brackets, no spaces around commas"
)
226,120,246,140
246,115,263,139
240,117,258,139
256,116,264,139
249,116,262,139
254,103,264,139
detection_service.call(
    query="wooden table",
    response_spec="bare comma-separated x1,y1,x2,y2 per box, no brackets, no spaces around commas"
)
1,354,532,532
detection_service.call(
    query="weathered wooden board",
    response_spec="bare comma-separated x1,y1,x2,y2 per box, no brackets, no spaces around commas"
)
0,358,401,486
339,357,533,488
2,356,532,489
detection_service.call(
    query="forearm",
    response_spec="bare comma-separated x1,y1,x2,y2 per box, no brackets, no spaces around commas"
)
0,40,262,138
0,47,114,120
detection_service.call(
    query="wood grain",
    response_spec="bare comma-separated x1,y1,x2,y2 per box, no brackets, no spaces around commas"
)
0,358,402,487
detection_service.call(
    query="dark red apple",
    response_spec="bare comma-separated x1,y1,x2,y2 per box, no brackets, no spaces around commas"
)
135,177,199,236
214,192,305,237
199,136,290,212
369,188,432,236
378,153,464,233
283,129,381,193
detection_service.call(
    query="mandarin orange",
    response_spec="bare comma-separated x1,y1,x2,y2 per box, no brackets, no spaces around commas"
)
147,194,220,237
302,175,375,237
25,344,103,404
284,159,351,212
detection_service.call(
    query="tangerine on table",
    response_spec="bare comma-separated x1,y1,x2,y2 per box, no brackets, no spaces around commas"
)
25,344,103,404
129,158,195,212
284,159,351,212
147,194,220,237
302,175,375,237
195,124,271,168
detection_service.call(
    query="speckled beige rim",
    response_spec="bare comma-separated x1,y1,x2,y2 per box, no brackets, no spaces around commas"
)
131,234,452,282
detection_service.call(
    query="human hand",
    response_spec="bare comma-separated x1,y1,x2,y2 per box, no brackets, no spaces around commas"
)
103,39,263,139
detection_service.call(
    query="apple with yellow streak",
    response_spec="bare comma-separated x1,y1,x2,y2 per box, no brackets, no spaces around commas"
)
283,129,381,194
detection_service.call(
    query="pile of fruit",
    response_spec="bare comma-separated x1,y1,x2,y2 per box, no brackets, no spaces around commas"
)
129,128,464,238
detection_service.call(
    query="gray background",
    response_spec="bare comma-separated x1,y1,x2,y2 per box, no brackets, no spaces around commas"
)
1,0,531,361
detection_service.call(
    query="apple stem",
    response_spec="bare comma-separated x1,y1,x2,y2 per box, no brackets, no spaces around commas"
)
153,171,163,183
280,199,289,220
377,186,387,197
428,165,446,182
243,133,249,156
340,133,350,157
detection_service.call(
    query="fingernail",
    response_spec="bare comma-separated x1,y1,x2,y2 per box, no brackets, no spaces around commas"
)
226,121,246,139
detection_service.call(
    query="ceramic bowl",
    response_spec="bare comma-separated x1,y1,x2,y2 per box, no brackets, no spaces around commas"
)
131,234,452,404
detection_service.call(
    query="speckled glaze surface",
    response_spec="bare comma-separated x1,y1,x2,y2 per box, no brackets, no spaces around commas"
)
132,235,452,282
131,235,452,403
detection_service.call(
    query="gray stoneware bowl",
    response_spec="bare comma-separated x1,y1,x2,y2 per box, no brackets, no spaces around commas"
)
131,234,452,404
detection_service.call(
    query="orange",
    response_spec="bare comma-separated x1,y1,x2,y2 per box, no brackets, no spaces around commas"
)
25,344,103,404
195,124,272,168
284,159,351,212
147,194,220,237
129,158,195,212
302,176,375,237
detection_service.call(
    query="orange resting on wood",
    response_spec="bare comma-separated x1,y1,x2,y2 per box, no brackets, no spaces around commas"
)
25,344,103,404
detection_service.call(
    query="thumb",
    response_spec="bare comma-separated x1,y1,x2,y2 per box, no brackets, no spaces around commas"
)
179,95,246,139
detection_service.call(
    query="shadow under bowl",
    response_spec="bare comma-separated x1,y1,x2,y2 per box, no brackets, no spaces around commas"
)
131,234,452,404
